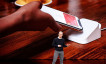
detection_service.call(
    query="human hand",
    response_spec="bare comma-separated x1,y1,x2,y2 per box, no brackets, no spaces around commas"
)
17,1,61,31
66,44,70,47
0,1,61,35
58,45,61,47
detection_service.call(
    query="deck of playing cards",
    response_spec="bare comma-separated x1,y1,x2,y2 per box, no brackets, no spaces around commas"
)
41,6,83,32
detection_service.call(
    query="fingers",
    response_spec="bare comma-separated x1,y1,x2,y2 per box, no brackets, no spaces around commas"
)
19,1,42,12
51,21,62,32
26,1,43,9
18,2,61,32
47,14,62,32
36,11,62,32
67,44,70,46
31,1,43,9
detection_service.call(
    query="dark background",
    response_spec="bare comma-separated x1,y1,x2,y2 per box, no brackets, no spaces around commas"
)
0,0,105,60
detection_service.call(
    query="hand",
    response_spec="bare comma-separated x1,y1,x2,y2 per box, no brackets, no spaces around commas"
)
0,1,62,37
66,44,70,47
58,45,61,47
17,1,62,31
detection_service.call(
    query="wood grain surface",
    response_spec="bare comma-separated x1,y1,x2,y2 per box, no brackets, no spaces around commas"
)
0,0,105,59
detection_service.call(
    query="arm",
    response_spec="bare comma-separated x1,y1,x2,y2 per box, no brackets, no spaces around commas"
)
63,42,67,47
52,39,58,47
0,9,25,37
62,39,67,47
0,1,61,37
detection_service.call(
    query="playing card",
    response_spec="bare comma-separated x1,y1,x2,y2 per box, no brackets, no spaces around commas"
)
41,6,83,32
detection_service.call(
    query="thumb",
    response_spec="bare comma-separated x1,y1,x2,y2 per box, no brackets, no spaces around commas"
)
30,1,42,9
24,1,43,9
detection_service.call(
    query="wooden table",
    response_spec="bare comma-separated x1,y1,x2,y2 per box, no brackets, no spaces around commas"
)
0,0,105,59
